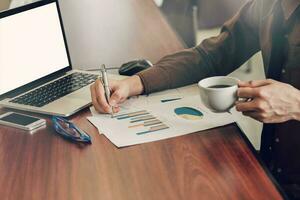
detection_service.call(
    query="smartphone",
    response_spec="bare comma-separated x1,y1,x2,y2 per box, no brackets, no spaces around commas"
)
0,112,46,131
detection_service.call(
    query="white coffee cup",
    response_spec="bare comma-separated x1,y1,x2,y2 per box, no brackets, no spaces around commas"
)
198,76,239,112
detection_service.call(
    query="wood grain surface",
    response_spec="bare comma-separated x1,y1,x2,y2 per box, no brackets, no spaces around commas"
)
0,0,283,199
0,108,283,200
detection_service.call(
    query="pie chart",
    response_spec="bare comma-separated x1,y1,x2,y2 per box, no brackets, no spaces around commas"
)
174,107,204,120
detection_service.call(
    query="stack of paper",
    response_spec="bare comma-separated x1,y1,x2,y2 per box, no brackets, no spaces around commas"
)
87,93,235,147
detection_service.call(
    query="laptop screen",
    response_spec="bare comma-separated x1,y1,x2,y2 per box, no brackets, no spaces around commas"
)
0,2,70,96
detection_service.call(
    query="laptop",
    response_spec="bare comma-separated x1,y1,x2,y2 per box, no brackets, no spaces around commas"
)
0,0,99,117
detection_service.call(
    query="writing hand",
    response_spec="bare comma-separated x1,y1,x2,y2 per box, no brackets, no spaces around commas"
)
90,75,144,113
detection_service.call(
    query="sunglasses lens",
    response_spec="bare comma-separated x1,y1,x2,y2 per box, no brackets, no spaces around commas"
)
53,117,91,143
56,119,80,137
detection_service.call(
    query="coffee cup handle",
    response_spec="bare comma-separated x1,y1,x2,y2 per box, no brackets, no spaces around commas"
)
237,98,253,102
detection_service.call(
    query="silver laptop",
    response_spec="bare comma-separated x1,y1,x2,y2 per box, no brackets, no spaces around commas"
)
0,0,98,117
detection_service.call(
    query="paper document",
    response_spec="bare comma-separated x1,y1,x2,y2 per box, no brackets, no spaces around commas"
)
88,95,235,147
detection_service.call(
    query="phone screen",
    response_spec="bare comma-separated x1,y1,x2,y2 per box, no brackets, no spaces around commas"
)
0,113,40,126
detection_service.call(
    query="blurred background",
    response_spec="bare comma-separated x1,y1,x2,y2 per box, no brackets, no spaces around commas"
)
0,0,265,150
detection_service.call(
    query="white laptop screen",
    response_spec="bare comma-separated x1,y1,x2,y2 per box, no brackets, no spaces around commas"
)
0,2,70,96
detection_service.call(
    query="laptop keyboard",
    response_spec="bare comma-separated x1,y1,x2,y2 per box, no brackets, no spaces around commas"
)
10,72,98,107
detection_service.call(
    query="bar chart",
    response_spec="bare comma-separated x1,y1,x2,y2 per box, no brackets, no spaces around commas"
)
88,96,236,147
114,110,169,135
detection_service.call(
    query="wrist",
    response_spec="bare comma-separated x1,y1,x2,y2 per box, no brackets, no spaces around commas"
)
126,75,144,97
295,90,300,121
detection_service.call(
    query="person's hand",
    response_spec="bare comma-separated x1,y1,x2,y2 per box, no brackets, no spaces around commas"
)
90,75,144,113
236,79,300,123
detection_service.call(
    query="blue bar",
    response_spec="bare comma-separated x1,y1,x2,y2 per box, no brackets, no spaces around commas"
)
136,126,169,135
161,98,182,103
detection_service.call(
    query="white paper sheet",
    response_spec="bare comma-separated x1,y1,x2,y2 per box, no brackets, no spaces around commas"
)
88,76,261,149
88,95,235,147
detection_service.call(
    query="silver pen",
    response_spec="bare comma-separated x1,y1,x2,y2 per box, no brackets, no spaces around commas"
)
100,64,114,118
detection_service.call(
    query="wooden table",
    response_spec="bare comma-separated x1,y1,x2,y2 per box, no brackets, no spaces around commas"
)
0,0,284,199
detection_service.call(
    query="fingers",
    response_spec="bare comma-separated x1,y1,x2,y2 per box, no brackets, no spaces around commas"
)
242,111,264,121
238,79,275,88
90,84,104,112
237,83,272,99
242,111,273,123
90,79,112,113
236,100,256,112
95,79,111,110
113,106,121,113
235,99,268,112
90,79,124,114
236,98,270,122
237,80,273,98
90,78,133,114
237,87,259,98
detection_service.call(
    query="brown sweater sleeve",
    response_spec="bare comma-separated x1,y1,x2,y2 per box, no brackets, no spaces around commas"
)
137,0,262,94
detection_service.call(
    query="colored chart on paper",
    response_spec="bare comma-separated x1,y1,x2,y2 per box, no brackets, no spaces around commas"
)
174,107,203,120
114,110,169,135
